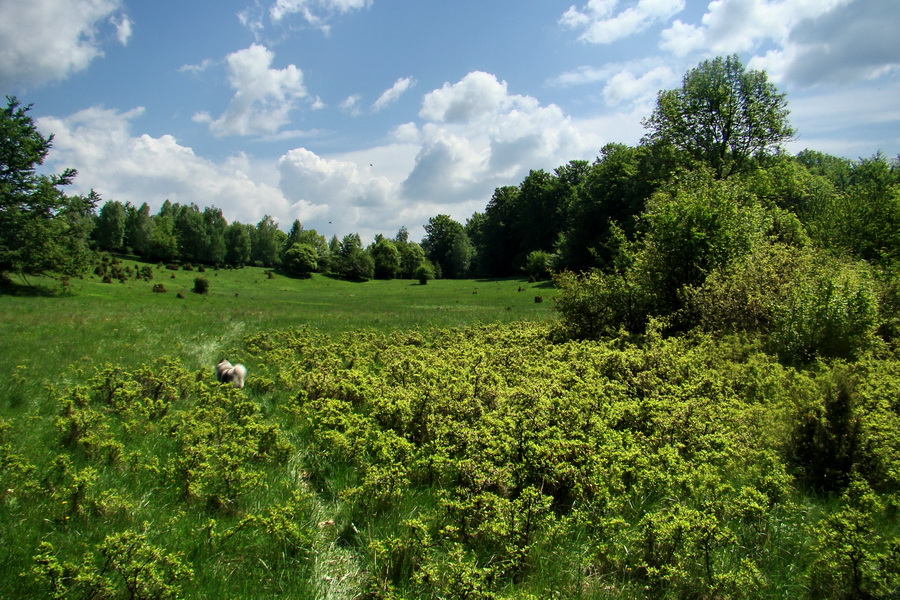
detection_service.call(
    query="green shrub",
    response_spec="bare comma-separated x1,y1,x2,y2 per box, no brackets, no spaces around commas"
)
192,277,209,295
415,263,435,285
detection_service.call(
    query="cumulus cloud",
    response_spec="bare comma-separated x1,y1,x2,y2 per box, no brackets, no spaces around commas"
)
195,44,307,137
372,77,415,112
277,147,401,236
37,106,289,225
658,0,897,87
419,71,509,123
404,71,604,207
561,0,685,44
0,0,128,89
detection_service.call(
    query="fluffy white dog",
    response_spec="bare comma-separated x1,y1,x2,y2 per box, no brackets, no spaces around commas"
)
216,359,247,389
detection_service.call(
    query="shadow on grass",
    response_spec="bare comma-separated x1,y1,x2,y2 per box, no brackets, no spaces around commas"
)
0,276,63,297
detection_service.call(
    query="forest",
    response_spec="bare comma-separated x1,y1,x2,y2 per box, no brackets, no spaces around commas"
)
1,55,900,598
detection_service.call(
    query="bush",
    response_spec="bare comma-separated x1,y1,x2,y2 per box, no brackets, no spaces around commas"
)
152,284,167,293
524,250,552,281
552,269,652,337
192,277,209,295
415,263,435,285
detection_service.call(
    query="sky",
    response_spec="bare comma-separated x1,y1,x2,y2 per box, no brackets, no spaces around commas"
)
3,0,899,242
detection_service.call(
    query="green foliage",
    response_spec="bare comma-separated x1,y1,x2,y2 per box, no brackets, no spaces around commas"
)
415,262,435,285
643,54,794,179
0,97,96,280
192,276,209,294
523,250,552,281
283,242,318,278
423,214,474,278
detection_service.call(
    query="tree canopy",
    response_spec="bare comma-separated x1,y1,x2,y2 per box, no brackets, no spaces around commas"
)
643,54,794,179
0,96,95,280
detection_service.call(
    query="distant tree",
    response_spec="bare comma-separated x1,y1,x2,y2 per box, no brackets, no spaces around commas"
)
643,55,794,179
475,186,520,277
174,204,209,264
125,202,153,257
422,214,473,278
94,200,126,252
225,222,252,266
0,96,96,280
397,240,426,278
415,262,435,285
335,233,374,281
147,214,179,262
524,250,552,281
283,243,318,278
370,236,401,279
202,206,227,265
555,145,656,272
251,215,282,267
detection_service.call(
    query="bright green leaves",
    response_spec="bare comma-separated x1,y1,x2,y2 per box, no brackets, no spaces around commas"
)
643,55,794,179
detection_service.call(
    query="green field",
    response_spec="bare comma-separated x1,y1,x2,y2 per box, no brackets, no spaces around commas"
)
0,261,554,394
3,260,899,599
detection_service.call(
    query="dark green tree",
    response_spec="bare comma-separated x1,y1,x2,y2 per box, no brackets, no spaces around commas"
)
93,200,126,253
124,202,153,257
334,233,374,281
369,236,401,279
225,222,252,266
643,55,794,179
202,206,227,266
283,243,318,278
251,215,283,268
0,97,96,280
422,214,473,278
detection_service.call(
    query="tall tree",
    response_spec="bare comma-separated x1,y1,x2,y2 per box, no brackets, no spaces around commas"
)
0,97,96,279
125,202,153,257
225,222,252,266
251,215,282,267
94,200,127,253
643,55,794,179
422,214,473,279
202,206,228,265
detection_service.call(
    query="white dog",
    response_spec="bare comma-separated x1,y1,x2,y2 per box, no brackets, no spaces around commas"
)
216,359,247,389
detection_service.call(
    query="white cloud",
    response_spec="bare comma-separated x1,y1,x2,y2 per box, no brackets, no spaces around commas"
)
551,59,677,108
37,106,290,225
111,14,132,46
405,71,604,209
0,0,127,89
602,65,675,106
658,0,898,88
269,0,372,32
179,59,214,75
197,44,307,137
419,71,509,123
340,94,363,116
372,77,415,112
659,0,849,60
561,0,685,44
277,147,404,238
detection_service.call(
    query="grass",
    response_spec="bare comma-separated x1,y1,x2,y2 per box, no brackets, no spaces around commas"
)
0,260,556,404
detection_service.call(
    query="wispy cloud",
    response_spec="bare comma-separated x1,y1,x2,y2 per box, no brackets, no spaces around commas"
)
561,0,685,44
372,77,415,112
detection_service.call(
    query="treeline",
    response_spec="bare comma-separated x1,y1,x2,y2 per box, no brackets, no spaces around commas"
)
90,199,432,282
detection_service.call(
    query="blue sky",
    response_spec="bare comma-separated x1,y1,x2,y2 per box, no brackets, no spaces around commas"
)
3,0,899,241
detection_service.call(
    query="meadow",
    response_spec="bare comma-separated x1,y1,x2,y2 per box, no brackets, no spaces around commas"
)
0,261,554,407
2,260,899,599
